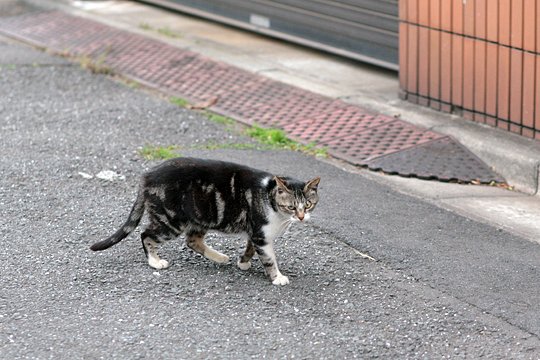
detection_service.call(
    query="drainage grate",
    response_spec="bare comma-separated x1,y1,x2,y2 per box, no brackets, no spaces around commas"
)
0,10,505,184
364,137,505,183
211,80,345,128
283,106,395,144
248,90,345,128
324,121,445,165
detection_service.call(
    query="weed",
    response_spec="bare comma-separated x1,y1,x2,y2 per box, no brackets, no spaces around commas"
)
170,96,190,108
245,125,327,157
245,126,295,147
157,26,183,39
124,79,141,89
205,112,236,126
77,50,113,75
139,22,182,39
139,145,180,160
139,22,152,31
0,64,17,71
53,46,113,75
301,142,329,158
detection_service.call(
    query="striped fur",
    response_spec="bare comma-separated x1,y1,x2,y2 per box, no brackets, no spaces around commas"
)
90,157,320,285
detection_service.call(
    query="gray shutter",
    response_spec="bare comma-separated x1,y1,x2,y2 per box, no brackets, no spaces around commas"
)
140,0,399,70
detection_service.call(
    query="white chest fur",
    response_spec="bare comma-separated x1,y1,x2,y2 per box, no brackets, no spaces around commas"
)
261,207,291,242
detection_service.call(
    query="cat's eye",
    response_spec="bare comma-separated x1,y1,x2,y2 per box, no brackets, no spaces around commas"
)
305,201,313,209
287,205,296,210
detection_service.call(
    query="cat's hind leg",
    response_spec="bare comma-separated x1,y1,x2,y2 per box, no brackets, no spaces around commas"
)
186,231,229,264
237,237,255,270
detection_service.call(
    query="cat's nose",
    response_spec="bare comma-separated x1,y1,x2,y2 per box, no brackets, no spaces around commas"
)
297,212,304,221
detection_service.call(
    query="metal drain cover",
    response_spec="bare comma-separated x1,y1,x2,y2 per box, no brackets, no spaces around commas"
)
364,137,505,183
324,121,445,164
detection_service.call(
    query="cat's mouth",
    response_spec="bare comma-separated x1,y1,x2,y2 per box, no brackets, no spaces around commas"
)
292,212,310,222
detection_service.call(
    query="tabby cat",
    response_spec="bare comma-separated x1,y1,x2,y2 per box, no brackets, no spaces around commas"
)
90,157,320,285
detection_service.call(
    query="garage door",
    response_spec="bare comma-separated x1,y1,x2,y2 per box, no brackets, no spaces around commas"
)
139,0,399,70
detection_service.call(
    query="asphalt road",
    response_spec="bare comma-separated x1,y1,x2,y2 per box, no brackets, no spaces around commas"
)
1,7,539,358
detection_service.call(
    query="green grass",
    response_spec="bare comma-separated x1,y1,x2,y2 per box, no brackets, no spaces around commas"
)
205,111,236,126
245,125,328,157
157,27,183,39
125,79,141,88
245,126,295,147
299,141,329,158
170,96,190,108
0,64,17,71
139,145,181,160
77,51,113,75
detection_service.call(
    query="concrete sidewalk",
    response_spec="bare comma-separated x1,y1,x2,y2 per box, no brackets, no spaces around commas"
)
12,0,540,244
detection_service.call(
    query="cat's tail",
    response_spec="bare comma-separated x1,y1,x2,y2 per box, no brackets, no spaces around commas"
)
90,185,145,251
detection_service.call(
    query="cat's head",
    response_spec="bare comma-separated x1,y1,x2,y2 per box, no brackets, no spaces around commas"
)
273,176,320,222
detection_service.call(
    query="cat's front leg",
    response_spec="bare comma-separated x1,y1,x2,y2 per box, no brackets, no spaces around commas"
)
237,237,255,270
254,241,289,286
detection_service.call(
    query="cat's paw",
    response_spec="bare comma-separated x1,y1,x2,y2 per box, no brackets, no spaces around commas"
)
213,253,230,264
205,249,229,264
272,274,289,286
237,260,251,270
148,258,170,269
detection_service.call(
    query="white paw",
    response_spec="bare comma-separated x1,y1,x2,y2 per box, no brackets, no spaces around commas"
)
237,260,251,270
272,274,289,286
213,253,230,264
148,258,169,269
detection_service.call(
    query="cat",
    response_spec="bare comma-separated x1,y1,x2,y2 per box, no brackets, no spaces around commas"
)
90,157,320,286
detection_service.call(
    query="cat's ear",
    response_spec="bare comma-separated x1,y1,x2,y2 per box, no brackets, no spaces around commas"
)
274,176,292,194
304,177,320,192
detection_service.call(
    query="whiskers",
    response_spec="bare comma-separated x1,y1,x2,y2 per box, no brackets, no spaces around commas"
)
279,217,294,233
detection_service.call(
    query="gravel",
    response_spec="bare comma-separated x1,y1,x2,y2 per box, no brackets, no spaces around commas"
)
1,19,539,359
